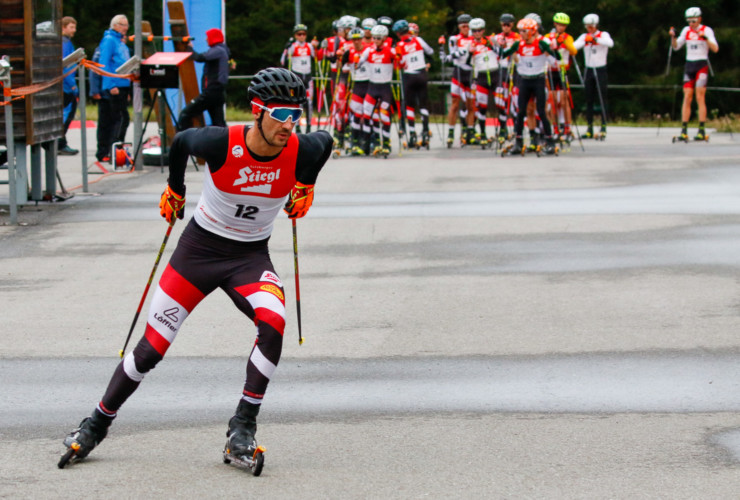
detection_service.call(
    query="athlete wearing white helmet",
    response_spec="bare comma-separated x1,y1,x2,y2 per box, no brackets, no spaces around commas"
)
582,13,599,26
574,13,613,138
370,25,388,38
670,6,719,141
469,18,485,31
524,13,543,34
685,7,701,18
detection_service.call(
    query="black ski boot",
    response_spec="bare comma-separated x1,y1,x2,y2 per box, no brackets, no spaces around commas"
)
544,137,559,155
225,400,260,458
421,129,430,149
60,409,114,466
446,128,454,148
409,130,418,149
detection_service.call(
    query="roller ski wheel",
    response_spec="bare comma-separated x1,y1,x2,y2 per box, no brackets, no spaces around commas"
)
223,444,266,476
58,443,80,469
58,414,110,469
331,149,342,159
446,137,454,149
672,133,689,144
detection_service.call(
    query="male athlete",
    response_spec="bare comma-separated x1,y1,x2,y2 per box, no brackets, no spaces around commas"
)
61,68,333,465
670,7,719,141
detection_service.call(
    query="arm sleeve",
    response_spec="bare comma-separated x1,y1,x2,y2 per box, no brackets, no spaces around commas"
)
500,41,519,59
674,27,688,50
703,26,718,47
596,32,614,48
573,34,586,50
564,35,578,56
295,131,333,185
99,37,115,89
167,127,230,196
539,39,559,58
418,37,434,56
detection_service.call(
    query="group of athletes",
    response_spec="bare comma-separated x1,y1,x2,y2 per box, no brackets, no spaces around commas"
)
280,7,718,157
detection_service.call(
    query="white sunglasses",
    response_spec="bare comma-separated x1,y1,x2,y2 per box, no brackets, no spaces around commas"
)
253,102,303,123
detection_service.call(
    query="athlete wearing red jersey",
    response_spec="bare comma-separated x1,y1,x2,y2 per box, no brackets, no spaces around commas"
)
359,25,396,155
281,24,318,133
340,28,372,155
493,13,520,142
469,18,499,145
394,19,434,148
501,18,561,154
670,7,719,141
440,14,475,146
61,68,332,465
545,13,577,139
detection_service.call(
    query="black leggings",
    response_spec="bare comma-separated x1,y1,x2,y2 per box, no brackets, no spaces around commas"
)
515,76,551,138
99,219,285,413
584,66,608,126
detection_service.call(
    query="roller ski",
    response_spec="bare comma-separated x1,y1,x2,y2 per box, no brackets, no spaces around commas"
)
58,410,113,469
408,131,419,150
672,132,689,143
500,137,526,157
460,128,475,148
446,130,454,149
593,126,607,142
222,401,266,476
331,131,344,159
526,135,542,156
372,139,391,159
581,126,595,140
420,130,431,150
543,138,560,156
694,130,710,142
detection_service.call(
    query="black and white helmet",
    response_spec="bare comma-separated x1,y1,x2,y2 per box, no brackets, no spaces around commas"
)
457,14,472,24
248,67,307,105
378,16,393,27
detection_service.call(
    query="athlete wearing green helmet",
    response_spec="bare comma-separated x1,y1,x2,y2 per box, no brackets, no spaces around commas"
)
553,13,570,25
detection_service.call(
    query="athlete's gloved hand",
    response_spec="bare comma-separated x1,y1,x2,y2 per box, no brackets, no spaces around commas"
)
283,182,314,219
585,34,595,44
438,35,446,46
159,185,186,223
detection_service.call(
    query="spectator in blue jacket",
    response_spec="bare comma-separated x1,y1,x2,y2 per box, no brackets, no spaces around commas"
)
59,16,79,155
176,27,231,131
95,14,131,163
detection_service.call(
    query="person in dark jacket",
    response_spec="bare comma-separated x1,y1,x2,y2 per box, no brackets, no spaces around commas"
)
177,28,231,131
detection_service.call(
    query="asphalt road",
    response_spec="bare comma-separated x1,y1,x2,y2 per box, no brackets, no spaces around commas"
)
1,126,740,498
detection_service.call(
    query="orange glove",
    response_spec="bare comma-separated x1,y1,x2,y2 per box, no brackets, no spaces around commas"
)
585,34,595,44
283,182,314,219
438,35,446,45
159,185,185,223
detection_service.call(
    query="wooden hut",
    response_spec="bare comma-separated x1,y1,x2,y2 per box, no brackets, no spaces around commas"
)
0,0,64,145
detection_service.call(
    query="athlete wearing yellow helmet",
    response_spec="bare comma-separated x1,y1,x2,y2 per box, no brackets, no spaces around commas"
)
545,13,578,140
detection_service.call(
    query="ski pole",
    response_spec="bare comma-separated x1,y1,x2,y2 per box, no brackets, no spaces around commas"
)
291,218,304,345
664,29,673,77
119,220,176,358
561,67,584,152
590,66,608,128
